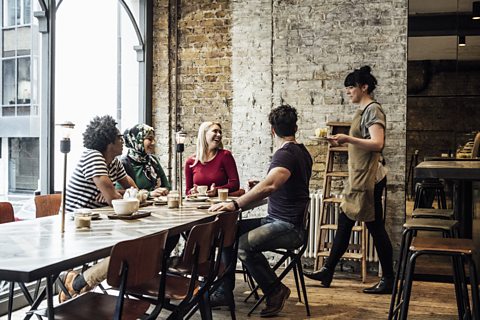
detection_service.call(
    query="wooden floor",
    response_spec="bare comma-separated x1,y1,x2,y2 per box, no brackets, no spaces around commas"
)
1,272,460,320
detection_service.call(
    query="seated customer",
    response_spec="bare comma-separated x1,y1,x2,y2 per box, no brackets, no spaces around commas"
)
185,121,241,196
61,115,137,302
121,124,171,197
66,115,136,212
209,105,313,317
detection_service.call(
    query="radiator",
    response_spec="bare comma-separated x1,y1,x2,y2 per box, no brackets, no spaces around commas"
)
305,191,379,263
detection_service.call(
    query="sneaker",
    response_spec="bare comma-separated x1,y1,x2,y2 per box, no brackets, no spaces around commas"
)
260,283,291,317
58,270,92,303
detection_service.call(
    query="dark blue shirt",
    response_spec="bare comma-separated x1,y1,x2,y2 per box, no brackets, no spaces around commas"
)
267,143,313,226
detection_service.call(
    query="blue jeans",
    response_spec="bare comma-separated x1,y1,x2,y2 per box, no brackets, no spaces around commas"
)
220,216,304,295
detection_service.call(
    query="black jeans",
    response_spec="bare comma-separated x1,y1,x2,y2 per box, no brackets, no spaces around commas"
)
325,177,394,278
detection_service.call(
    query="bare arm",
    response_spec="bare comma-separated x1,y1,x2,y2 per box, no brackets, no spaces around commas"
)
332,123,384,152
93,175,124,205
209,166,291,212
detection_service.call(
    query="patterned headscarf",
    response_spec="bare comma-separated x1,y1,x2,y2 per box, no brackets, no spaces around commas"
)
123,124,159,183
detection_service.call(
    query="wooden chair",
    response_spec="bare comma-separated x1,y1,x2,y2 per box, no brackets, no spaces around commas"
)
0,202,15,224
245,202,311,316
185,211,240,320
52,230,169,320
128,219,221,320
0,202,17,320
34,194,61,218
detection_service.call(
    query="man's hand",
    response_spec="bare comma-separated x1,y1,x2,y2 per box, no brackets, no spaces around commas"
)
208,201,235,212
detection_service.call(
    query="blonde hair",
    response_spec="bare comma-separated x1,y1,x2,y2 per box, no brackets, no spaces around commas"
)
190,121,223,167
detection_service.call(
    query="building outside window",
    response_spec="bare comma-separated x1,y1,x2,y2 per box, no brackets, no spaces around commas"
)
0,0,145,315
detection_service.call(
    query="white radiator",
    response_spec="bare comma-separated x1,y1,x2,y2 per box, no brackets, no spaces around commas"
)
305,191,379,263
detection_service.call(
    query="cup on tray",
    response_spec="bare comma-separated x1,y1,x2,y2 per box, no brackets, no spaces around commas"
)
75,213,91,228
167,191,180,208
196,185,208,196
218,188,229,201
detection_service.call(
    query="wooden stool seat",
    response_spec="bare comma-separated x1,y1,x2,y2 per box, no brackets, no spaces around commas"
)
410,237,474,255
390,236,480,320
403,218,458,231
411,208,454,219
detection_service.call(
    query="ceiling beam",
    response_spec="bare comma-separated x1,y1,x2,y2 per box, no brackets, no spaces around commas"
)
409,13,480,36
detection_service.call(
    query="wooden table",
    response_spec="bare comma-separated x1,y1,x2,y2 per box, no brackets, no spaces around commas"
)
0,203,218,319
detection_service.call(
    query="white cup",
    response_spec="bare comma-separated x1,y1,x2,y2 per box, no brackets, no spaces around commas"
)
197,185,208,195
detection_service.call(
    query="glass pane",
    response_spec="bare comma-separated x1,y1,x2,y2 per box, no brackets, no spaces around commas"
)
8,137,39,192
2,106,15,116
3,29,16,57
17,26,31,53
23,0,31,25
16,0,21,25
17,106,30,115
17,57,30,104
3,0,16,27
2,59,16,105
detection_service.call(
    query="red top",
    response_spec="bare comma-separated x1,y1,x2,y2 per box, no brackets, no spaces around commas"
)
185,149,240,195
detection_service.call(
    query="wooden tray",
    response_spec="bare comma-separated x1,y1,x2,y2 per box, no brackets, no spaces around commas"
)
107,211,151,220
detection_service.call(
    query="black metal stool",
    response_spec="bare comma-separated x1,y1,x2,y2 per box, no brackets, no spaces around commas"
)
398,237,479,320
414,180,447,209
388,218,459,320
411,208,455,220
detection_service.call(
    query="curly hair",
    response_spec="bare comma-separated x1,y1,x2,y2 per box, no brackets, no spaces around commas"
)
83,115,119,152
268,104,298,137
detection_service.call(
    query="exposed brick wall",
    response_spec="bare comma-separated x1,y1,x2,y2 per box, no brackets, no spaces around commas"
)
152,0,407,250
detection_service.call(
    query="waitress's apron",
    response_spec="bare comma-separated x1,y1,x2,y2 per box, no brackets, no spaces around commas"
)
340,108,380,222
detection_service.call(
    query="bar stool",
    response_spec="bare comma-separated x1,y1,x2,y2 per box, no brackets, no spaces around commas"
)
398,237,479,320
414,179,447,209
411,208,455,220
388,218,459,320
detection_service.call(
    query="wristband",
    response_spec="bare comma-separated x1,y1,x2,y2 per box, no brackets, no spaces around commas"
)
232,199,240,211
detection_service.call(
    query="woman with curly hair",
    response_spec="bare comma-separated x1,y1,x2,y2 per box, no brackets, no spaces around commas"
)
65,115,136,212
121,124,171,197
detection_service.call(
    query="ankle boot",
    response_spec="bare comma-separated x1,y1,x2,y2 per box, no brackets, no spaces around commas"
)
303,267,334,287
362,276,394,294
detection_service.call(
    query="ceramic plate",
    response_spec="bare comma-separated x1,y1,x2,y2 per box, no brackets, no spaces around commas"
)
208,198,233,204
186,196,209,202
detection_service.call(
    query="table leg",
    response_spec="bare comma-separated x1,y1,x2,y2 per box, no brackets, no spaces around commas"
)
46,275,54,320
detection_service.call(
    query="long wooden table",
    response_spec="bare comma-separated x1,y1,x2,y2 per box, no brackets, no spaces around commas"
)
0,203,219,319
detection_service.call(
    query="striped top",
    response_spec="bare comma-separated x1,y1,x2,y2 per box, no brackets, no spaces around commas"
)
66,149,127,212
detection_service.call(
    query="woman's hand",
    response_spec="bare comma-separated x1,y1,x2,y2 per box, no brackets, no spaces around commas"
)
189,184,199,195
333,133,350,144
206,183,217,197
150,187,169,197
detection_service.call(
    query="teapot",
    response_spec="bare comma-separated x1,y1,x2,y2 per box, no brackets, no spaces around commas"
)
123,187,148,203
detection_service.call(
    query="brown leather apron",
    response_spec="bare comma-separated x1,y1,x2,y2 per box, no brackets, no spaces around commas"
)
340,107,381,222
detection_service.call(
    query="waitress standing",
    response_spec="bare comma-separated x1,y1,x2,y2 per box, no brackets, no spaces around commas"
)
305,66,394,294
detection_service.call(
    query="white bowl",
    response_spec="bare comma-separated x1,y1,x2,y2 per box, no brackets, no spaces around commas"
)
111,198,140,216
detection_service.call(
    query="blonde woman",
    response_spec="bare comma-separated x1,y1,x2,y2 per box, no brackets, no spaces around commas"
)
185,121,240,196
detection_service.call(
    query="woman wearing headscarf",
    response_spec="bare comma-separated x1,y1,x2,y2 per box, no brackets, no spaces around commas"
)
122,124,171,197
